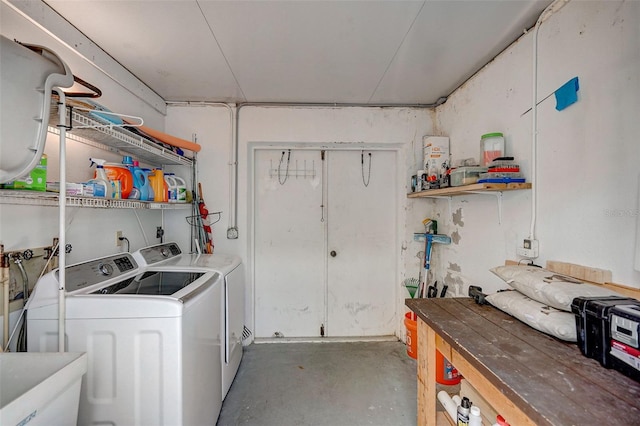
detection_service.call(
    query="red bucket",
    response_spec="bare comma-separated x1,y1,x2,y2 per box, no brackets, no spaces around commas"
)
404,312,418,359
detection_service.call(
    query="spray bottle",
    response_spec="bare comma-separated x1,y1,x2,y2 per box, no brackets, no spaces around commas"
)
457,397,471,426
89,158,112,198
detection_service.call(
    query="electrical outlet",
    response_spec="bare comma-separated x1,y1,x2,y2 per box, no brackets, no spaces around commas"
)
115,231,123,247
517,239,539,258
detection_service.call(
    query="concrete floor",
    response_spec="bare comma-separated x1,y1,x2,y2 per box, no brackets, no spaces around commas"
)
217,340,417,426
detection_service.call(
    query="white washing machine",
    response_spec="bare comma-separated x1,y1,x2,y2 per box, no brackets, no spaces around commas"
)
26,251,223,426
132,242,245,400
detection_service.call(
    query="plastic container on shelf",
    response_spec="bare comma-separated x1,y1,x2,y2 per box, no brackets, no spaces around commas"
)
165,174,177,203
173,176,187,203
149,168,168,202
487,159,519,173
480,133,505,167
102,163,133,199
449,166,487,187
89,158,113,199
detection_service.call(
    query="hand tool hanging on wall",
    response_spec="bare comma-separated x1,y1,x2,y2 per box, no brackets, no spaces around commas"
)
198,182,213,254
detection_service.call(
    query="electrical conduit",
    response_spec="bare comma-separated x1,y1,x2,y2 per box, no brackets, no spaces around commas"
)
530,0,571,241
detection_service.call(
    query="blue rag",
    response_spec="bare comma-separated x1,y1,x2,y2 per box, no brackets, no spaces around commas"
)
554,77,579,111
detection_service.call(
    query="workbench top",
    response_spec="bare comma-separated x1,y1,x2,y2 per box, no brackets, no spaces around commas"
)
406,297,640,425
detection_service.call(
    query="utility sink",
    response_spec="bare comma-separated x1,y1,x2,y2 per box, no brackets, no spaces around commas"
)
0,352,87,426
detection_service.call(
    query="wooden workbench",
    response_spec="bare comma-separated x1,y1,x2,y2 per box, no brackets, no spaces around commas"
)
406,298,640,426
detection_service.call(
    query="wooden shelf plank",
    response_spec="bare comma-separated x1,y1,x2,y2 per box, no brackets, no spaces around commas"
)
407,183,531,198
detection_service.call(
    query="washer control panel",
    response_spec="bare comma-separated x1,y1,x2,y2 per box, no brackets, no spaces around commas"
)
136,242,182,265
60,253,138,292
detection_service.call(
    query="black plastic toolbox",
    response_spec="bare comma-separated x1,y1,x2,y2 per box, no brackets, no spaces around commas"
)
571,296,639,367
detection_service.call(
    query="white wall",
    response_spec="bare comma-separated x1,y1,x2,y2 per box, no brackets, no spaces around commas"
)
0,1,181,336
432,0,640,294
166,105,434,335
0,1,173,261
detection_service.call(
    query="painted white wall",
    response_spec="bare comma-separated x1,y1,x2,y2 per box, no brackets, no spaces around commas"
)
0,0,172,260
166,105,434,337
432,0,640,294
0,1,184,334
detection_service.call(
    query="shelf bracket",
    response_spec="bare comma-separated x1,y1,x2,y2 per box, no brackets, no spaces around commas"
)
467,191,503,224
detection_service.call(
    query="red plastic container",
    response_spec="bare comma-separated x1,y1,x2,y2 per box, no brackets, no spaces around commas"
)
404,312,418,359
436,349,461,385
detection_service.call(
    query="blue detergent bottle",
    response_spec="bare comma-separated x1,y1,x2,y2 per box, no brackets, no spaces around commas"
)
122,156,141,200
141,167,154,201
130,161,151,201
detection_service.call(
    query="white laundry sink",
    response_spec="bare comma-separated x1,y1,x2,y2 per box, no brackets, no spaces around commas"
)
0,352,87,426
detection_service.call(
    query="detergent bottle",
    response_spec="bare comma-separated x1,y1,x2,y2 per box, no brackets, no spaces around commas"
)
102,162,133,199
149,168,168,202
89,158,113,198
129,160,149,201
165,173,177,203
142,169,154,201
173,175,187,203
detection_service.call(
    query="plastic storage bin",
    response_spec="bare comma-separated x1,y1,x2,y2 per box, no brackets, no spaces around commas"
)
450,166,487,187
480,133,504,167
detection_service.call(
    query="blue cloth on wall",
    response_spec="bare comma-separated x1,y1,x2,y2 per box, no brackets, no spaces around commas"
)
554,77,579,111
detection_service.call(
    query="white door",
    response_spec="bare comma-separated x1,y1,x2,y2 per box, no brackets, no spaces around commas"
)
326,150,397,336
254,149,325,338
254,148,397,338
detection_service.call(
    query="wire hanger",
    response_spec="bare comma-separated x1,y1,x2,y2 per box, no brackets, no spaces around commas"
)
361,150,372,187
278,149,291,185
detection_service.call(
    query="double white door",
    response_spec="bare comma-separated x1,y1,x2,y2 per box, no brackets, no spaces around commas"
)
254,148,397,338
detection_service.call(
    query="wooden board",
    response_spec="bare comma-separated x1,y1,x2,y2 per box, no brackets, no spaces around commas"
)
505,259,640,298
407,298,640,426
123,119,201,153
546,260,612,284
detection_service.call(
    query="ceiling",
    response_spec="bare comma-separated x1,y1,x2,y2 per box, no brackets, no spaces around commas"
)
44,0,552,106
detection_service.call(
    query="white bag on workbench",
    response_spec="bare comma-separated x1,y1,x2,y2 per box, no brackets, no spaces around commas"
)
485,289,577,342
490,265,621,312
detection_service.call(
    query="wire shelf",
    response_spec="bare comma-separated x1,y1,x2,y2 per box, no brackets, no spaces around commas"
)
49,103,194,167
0,190,193,210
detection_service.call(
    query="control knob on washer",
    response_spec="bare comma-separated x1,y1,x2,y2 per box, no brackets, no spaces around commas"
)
98,263,114,276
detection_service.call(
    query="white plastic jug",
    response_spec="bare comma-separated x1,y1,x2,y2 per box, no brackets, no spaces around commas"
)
173,176,187,203
165,175,177,203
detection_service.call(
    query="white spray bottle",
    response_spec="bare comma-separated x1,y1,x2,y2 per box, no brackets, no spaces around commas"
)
89,158,113,199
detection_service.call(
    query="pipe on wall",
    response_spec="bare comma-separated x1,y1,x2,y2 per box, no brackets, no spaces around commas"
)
529,0,571,241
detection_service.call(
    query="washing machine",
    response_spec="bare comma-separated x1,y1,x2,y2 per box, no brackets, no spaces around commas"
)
132,242,245,400
26,251,223,426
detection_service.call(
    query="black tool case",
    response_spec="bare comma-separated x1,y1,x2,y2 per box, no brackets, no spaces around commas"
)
571,296,639,367
609,304,640,382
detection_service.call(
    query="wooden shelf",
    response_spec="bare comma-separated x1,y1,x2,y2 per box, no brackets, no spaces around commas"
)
407,182,531,198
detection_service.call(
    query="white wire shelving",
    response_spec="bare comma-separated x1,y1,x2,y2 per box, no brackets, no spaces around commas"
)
1,100,195,210
49,103,193,167
0,189,191,210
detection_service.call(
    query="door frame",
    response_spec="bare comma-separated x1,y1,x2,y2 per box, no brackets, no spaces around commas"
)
248,141,406,341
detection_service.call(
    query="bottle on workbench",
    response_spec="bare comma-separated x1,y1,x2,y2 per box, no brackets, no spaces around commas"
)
469,406,482,426
457,397,471,426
